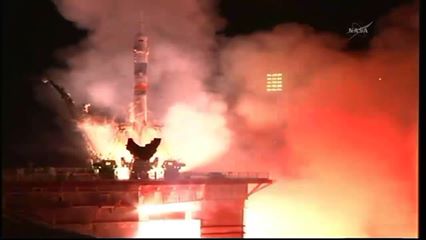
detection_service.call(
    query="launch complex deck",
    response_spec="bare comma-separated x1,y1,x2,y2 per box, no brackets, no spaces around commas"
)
2,169,272,238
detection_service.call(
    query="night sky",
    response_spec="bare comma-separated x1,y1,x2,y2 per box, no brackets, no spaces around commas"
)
1,0,413,168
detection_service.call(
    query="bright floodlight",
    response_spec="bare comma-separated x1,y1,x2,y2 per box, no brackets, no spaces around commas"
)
266,72,283,92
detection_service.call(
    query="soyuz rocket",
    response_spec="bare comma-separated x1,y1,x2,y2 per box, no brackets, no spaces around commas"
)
132,17,149,137
130,15,163,147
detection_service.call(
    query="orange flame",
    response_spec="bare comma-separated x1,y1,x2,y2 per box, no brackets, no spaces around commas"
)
136,202,201,238
136,220,201,238
77,118,133,163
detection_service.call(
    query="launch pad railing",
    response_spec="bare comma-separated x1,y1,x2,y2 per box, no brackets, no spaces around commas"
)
2,168,97,182
3,168,270,182
222,172,269,179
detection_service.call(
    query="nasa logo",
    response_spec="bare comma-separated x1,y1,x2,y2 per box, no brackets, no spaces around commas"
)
347,21,374,40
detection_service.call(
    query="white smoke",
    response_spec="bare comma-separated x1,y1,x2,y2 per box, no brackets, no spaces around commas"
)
49,0,231,169
48,0,418,237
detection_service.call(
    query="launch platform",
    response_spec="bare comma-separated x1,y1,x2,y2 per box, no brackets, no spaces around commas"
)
2,169,272,238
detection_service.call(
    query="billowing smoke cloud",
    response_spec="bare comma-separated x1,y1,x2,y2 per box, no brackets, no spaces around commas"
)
46,0,231,165
207,1,418,237
51,0,224,118
162,97,231,170
46,0,418,237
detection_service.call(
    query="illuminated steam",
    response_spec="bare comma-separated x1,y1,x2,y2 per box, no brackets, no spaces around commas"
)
47,0,418,237
214,1,418,237
51,0,223,117
50,0,230,167
162,99,231,170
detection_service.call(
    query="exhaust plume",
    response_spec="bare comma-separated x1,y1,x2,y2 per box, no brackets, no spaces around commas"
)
48,0,230,167
211,1,418,237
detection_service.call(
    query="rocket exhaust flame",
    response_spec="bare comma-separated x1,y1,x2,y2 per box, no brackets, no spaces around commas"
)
137,202,201,216
136,202,202,238
136,220,201,238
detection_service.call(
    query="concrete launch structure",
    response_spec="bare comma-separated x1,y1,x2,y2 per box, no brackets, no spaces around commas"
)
2,171,272,238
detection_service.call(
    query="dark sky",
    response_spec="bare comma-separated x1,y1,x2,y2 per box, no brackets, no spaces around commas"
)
1,0,413,168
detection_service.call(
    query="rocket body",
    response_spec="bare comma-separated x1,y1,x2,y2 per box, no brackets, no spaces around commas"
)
133,31,149,135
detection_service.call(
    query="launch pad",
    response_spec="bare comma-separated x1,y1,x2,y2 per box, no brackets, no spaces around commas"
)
2,170,272,238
